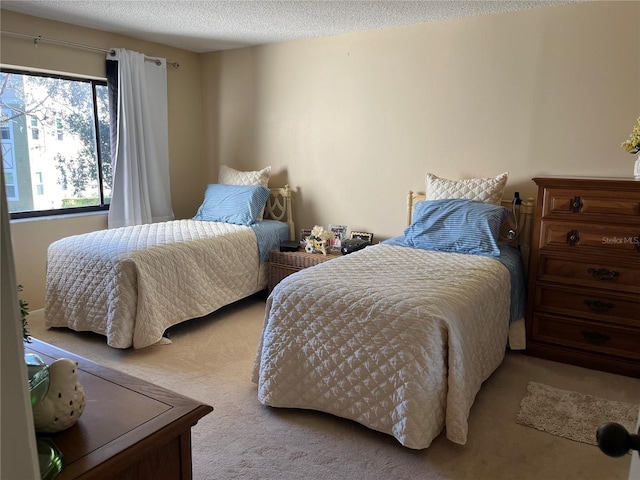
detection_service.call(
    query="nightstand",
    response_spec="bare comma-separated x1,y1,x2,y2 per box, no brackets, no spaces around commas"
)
268,248,342,292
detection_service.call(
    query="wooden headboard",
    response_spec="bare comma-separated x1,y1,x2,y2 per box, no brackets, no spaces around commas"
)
406,191,535,274
265,185,295,240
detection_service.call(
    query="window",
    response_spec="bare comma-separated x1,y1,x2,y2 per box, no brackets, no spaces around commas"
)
56,118,64,141
0,114,10,140
4,170,17,200
35,171,44,196
30,116,39,140
1,113,18,200
0,69,112,218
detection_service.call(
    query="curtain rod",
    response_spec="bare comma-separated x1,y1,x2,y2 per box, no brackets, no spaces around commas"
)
1,30,180,69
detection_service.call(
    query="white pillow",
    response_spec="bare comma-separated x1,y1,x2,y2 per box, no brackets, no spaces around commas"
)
219,165,271,219
425,172,508,206
219,165,271,187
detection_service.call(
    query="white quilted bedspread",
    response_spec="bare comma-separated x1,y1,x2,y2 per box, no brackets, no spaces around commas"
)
46,220,262,349
252,244,511,449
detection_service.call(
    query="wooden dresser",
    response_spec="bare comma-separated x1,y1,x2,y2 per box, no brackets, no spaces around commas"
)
526,176,640,378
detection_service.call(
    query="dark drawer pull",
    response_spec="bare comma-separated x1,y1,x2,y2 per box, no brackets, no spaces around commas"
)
584,299,614,312
587,268,619,281
571,196,583,213
581,330,611,345
567,229,579,246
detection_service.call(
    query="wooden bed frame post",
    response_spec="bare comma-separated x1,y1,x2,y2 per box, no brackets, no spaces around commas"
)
266,185,295,240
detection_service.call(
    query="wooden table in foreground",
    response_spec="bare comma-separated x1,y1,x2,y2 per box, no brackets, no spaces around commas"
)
25,339,213,480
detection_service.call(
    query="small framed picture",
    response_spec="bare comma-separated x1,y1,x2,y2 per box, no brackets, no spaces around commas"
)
350,231,374,244
299,228,312,247
328,224,348,249
299,228,311,242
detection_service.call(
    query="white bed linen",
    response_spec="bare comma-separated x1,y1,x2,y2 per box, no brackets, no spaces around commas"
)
252,244,511,449
46,219,264,349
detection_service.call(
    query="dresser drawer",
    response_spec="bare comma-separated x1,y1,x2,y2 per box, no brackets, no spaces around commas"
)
541,187,640,222
532,313,640,361
535,283,640,325
539,221,640,256
537,253,640,293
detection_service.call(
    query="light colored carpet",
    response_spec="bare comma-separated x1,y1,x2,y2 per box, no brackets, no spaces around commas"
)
517,382,639,446
26,294,640,480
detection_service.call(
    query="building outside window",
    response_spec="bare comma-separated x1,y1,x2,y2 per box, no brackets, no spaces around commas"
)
0,69,112,218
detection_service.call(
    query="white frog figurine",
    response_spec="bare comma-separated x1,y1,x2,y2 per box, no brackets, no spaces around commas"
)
32,358,86,433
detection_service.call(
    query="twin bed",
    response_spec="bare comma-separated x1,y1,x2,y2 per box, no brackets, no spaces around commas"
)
252,173,533,449
46,169,534,450
45,176,294,349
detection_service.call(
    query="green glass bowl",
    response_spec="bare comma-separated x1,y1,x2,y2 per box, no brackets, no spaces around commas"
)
25,353,50,407
37,437,64,480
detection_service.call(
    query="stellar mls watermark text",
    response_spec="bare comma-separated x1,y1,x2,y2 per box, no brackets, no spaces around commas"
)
601,236,639,245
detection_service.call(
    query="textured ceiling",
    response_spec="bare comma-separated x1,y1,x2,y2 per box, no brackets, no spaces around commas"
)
1,0,578,53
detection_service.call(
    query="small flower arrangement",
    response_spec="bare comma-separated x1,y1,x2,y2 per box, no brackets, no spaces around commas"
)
621,116,640,154
305,225,331,255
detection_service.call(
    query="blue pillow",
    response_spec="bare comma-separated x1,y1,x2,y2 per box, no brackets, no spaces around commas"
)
193,184,271,226
403,198,509,257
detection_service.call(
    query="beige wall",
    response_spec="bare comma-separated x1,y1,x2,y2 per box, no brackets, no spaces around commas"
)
3,1,640,310
202,1,640,241
1,11,205,309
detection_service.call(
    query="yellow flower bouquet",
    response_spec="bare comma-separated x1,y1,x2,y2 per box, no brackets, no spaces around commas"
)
305,225,331,255
621,116,640,154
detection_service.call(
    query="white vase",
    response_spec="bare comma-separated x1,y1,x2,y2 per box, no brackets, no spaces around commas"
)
635,155,640,180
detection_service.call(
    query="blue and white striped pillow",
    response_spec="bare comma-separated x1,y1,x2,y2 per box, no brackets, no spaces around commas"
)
193,184,271,226
403,198,509,257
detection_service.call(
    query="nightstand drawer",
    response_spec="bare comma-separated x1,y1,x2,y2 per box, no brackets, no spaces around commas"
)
539,221,640,256
532,313,640,361
535,283,640,325
541,188,640,221
537,253,640,293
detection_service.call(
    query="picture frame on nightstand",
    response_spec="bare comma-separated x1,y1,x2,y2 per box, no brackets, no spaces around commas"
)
328,224,348,249
350,231,373,244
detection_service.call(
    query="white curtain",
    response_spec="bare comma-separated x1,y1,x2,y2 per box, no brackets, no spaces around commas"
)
107,48,174,228
1,162,40,479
